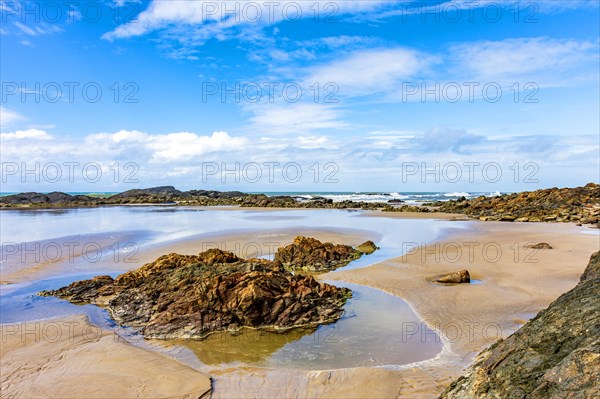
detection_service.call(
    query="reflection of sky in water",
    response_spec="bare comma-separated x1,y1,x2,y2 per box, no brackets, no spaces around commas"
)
1,207,471,266
1,274,442,370
265,282,442,369
0,272,120,324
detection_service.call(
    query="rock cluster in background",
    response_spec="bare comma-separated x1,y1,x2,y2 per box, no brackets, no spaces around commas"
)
2,184,598,227
432,183,600,224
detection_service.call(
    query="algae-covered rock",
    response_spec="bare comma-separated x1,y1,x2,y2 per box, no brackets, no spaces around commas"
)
40,248,352,340
439,251,600,398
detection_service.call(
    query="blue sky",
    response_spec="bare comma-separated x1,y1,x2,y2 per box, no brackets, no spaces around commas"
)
1,0,599,192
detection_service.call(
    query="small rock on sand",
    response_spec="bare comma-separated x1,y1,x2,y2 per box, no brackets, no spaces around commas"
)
355,240,379,255
524,242,553,249
433,270,471,284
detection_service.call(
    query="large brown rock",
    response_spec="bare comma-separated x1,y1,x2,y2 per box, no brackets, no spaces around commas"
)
439,251,600,398
40,248,352,340
273,236,364,272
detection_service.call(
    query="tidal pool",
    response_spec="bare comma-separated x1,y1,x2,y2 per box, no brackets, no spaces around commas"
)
165,282,442,370
1,207,466,370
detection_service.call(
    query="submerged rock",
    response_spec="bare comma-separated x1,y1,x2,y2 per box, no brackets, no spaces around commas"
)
273,236,375,272
355,240,379,255
433,270,471,284
40,248,352,340
439,251,600,398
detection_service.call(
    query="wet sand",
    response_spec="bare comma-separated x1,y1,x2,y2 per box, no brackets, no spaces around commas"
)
210,221,599,398
1,213,598,398
0,315,212,399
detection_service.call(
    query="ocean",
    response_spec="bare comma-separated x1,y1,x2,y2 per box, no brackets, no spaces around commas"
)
256,191,504,204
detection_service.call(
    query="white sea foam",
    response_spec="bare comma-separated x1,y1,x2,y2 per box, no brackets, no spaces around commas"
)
443,192,471,197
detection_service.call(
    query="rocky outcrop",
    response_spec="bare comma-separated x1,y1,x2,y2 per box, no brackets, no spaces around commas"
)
439,251,600,398
0,191,94,205
273,236,378,272
580,251,600,283
434,183,600,225
433,270,471,284
40,248,352,340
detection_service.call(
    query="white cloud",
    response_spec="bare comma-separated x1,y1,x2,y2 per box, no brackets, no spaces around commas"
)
84,130,248,162
296,135,333,149
103,0,394,41
304,47,435,96
299,35,380,49
248,103,346,133
449,37,598,84
149,131,247,161
11,21,62,36
241,36,597,134
14,22,37,36
0,128,52,140
1,126,597,191
0,107,26,129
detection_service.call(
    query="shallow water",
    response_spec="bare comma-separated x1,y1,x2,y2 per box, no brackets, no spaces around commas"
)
0,207,469,370
162,282,441,370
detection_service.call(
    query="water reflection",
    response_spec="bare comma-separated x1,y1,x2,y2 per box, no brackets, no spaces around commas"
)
158,283,442,370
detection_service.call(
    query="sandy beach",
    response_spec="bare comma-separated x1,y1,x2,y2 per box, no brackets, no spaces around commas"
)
208,219,600,398
0,315,212,399
1,211,598,398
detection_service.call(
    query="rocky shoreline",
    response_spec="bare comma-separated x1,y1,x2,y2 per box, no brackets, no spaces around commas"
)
430,183,600,224
1,183,598,226
440,250,600,398
40,237,376,340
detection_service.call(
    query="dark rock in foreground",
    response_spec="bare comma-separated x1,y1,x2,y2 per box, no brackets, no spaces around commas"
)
439,251,600,398
273,236,378,272
433,270,471,284
40,248,352,340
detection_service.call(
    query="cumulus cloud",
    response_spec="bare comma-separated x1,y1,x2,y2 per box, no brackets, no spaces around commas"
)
1,125,597,191
84,130,248,162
